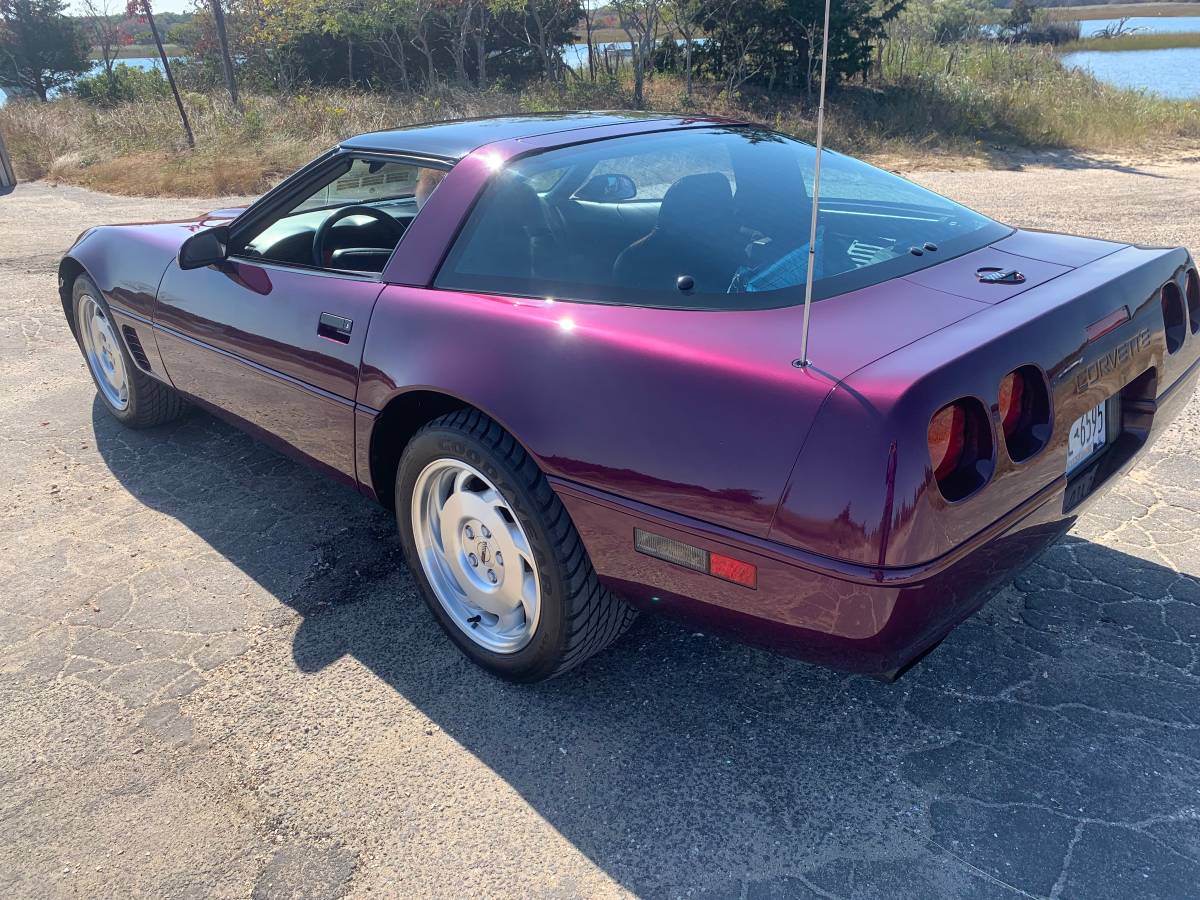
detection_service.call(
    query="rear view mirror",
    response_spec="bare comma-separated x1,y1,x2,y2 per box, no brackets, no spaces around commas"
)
575,173,636,202
0,128,15,196
179,225,230,270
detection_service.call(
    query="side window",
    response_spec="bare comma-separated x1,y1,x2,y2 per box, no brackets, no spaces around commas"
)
240,158,449,273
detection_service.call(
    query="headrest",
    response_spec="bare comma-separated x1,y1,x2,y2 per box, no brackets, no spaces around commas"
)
657,173,733,234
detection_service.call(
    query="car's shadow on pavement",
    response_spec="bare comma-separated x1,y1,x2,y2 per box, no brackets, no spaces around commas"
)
93,401,1200,899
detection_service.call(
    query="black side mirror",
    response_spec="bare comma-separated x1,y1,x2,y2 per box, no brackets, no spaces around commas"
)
575,173,637,202
178,224,230,270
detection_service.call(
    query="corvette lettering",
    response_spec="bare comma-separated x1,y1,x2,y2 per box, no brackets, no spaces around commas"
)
1075,328,1151,394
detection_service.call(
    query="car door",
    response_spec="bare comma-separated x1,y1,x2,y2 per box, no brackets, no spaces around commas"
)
154,259,382,483
151,152,447,485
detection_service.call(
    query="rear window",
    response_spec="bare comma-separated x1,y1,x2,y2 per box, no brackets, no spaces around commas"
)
435,127,1010,309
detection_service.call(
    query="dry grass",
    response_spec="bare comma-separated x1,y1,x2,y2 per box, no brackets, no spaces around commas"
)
1061,31,1200,50
3,43,1199,197
1045,2,1200,20
0,87,537,195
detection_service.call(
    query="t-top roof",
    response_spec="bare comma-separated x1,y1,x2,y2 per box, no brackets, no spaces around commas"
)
339,112,706,160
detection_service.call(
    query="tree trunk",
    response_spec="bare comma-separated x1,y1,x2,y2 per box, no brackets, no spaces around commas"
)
585,12,595,82
209,0,239,108
144,3,194,148
474,30,487,88
684,38,692,96
398,37,411,92
348,38,355,84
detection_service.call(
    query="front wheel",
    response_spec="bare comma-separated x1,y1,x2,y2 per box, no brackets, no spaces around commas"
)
396,409,637,682
72,274,186,429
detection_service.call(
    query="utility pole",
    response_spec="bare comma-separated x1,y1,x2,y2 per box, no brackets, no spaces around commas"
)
142,0,195,149
0,125,16,195
210,0,240,108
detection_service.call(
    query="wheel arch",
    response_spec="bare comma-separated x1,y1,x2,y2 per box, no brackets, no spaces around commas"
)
367,388,542,511
58,255,89,341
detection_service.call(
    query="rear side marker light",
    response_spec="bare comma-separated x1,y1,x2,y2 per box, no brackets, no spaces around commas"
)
634,529,757,589
709,552,758,588
1162,281,1186,354
1085,306,1130,343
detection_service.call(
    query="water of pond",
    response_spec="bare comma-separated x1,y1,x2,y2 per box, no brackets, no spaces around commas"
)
1062,46,1200,98
0,56,164,106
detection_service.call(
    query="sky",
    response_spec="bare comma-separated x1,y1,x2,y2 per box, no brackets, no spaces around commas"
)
67,0,197,14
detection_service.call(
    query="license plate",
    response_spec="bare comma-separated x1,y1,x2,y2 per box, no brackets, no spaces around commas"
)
1066,399,1109,473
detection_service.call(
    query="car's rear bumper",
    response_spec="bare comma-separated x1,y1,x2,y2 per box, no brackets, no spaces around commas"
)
553,355,1200,677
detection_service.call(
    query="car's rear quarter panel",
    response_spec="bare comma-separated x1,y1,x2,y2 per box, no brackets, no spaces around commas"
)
358,286,832,537
774,244,1198,569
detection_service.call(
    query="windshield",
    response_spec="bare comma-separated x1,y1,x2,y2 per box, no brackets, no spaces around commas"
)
436,127,1010,309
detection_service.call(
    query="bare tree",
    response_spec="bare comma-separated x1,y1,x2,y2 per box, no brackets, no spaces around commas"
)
208,0,239,107
80,0,128,79
613,0,662,108
580,0,597,82
666,0,698,98
410,0,438,86
473,0,490,88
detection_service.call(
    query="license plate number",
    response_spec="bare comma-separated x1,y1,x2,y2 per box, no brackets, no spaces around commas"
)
1067,400,1108,473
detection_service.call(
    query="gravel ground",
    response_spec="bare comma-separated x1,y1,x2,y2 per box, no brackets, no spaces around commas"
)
2,159,1200,900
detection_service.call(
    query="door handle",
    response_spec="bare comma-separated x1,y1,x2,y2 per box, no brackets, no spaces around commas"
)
318,312,353,343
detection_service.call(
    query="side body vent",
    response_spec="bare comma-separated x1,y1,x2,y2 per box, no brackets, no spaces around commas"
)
121,324,152,371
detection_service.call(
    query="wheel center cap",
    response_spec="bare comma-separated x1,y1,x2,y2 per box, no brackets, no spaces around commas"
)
477,541,491,564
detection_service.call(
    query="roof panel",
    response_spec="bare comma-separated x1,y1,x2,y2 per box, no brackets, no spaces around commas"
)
339,112,687,160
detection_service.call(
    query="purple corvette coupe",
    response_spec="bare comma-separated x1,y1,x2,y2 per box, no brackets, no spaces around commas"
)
60,113,1200,681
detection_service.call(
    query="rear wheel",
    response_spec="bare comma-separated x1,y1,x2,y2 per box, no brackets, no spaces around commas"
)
396,409,637,681
72,275,186,429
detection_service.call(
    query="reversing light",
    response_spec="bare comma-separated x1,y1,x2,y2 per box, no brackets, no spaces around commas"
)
634,529,757,589
927,398,994,501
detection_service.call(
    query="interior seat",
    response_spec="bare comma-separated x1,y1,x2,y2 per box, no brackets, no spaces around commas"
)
455,175,562,282
612,173,741,293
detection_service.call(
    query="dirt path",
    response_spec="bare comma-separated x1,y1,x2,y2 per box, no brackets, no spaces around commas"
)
2,162,1199,898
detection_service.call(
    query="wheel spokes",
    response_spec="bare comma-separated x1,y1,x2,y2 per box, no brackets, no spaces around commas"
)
411,459,542,654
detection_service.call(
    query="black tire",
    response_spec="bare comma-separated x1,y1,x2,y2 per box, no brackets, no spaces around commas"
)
396,409,637,682
72,274,187,429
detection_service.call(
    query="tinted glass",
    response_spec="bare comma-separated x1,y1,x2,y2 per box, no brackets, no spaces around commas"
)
436,127,1010,309
241,157,447,272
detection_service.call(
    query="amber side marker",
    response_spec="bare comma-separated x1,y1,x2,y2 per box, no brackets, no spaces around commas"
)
634,528,758,589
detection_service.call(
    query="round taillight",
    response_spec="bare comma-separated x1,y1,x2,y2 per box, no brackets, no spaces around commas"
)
1163,281,1186,354
927,398,994,501
998,366,1051,462
1187,268,1200,335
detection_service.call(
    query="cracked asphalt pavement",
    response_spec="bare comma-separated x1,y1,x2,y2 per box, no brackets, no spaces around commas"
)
3,160,1200,899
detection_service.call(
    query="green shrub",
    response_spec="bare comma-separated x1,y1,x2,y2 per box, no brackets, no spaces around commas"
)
72,64,171,105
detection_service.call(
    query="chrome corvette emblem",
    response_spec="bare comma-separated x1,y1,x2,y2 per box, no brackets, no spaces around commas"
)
1072,328,1151,394
477,542,492,565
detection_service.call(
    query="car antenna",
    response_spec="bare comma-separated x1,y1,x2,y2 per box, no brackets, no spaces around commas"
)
796,0,832,369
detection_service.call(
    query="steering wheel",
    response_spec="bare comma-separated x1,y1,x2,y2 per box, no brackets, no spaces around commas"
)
312,205,406,268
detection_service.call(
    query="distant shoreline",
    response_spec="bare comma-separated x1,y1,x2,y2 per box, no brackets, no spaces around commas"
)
1046,2,1200,20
